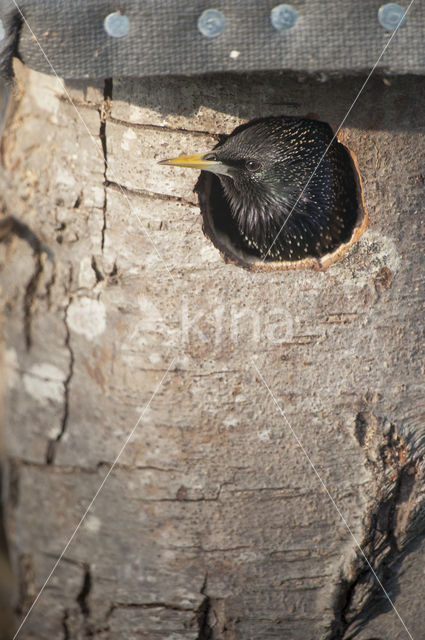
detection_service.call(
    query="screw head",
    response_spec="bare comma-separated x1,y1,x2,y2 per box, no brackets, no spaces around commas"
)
378,3,407,31
104,12,130,38
197,9,226,38
270,4,298,31
0,19,5,42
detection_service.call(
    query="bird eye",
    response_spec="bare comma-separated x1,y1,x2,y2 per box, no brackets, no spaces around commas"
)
246,160,261,171
203,153,217,161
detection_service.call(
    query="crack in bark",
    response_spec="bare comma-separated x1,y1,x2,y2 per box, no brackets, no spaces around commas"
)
73,192,83,209
58,94,101,110
99,78,113,251
108,115,218,138
46,266,74,464
12,457,98,475
13,457,179,475
97,461,178,472
23,250,43,350
5,216,55,349
326,413,425,640
44,262,57,310
196,574,213,640
7,457,20,508
172,545,248,553
61,608,70,640
76,563,92,618
91,256,104,283
16,553,35,617
0,216,53,255
105,178,196,207
109,601,197,613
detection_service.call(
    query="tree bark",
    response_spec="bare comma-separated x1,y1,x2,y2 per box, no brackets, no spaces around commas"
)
1,61,425,639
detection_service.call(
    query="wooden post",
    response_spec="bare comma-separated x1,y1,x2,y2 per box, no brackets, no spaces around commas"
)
1,61,424,639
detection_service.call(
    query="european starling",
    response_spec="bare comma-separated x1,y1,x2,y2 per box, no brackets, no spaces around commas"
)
160,116,358,261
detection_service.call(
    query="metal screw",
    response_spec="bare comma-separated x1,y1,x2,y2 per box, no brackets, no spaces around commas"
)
197,9,226,38
104,12,130,38
378,3,407,31
0,19,5,42
270,4,298,31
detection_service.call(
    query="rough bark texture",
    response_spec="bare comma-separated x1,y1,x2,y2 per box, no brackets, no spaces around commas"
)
0,342,14,640
0,61,425,639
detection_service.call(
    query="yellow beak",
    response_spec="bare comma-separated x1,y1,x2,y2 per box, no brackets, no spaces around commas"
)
158,153,231,176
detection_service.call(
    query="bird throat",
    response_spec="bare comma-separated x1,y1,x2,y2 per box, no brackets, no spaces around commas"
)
218,175,291,258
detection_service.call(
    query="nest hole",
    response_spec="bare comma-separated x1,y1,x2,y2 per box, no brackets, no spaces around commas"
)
195,118,368,272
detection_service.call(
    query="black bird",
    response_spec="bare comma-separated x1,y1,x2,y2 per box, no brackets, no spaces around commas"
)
159,116,358,261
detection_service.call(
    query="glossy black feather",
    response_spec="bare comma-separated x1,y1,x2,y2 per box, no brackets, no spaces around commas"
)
210,116,358,261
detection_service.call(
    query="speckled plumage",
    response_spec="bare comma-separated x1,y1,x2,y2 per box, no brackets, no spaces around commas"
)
206,116,358,261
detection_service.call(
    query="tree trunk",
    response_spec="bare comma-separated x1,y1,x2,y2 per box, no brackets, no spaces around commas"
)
1,61,425,639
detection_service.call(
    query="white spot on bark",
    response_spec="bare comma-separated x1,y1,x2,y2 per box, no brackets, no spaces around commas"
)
78,256,97,289
84,515,102,533
257,427,272,442
23,363,66,405
363,230,401,273
84,185,104,208
28,73,63,122
4,348,19,388
47,425,62,439
199,243,221,262
236,550,258,563
223,415,239,428
230,49,240,59
55,169,76,188
338,230,402,291
175,354,192,369
67,297,106,340
137,295,164,330
128,105,142,122
121,127,137,151
145,574,157,583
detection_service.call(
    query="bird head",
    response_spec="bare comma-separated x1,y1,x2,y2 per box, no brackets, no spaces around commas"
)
161,120,301,191
160,119,306,235
159,117,358,260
